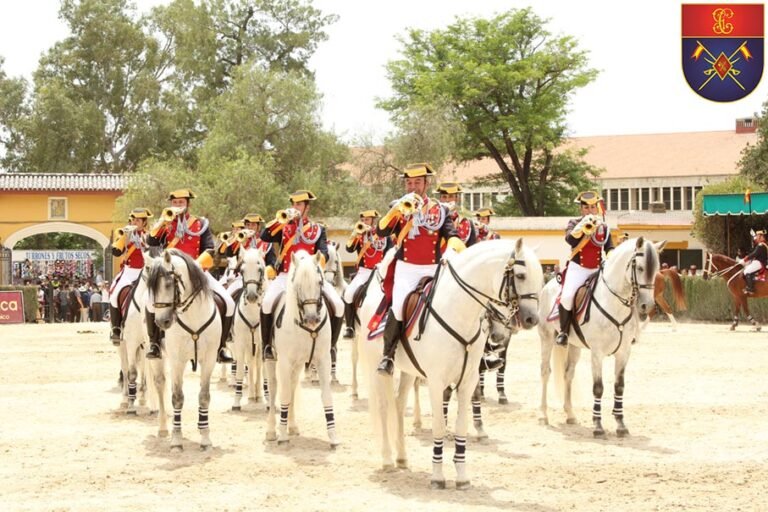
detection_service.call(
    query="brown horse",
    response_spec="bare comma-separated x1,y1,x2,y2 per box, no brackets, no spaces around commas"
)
646,268,687,329
702,252,764,331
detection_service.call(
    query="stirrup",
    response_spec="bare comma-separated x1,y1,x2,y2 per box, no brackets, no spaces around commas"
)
482,353,504,372
146,343,162,359
110,328,122,346
343,326,354,338
555,332,568,347
377,357,394,376
263,345,276,361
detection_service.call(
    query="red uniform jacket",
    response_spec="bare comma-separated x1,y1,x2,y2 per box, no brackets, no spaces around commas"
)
378,198,457,265
565,217,614,269
147,214,214,259
262,217,328,274
346,231,393,270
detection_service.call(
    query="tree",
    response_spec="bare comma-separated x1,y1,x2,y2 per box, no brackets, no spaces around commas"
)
23,0,173,173
739,104,768,186
379,8,600,216
692,176,761,255
0,58,29,170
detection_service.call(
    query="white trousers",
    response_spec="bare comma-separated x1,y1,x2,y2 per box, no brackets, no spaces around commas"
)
744,260,763,274
560,261,598,310
109,267,141,308
392,261,437,321
227,275,243,295
262,273,344,317
343,267,372,303
146,271,235,316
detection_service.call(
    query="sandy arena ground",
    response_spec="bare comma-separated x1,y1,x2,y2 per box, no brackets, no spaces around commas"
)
1,320,767,511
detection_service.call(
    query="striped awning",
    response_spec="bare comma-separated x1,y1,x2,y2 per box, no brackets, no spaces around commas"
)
702,192,768,216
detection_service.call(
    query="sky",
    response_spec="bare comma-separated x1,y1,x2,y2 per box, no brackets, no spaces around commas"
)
1,0,766,143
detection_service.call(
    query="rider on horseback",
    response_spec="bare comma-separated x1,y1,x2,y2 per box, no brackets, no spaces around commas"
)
343,209,393,338
738,230,767,295
224,213,277,292
475,208,501,241
145,188,234,363
109,207,152,345
556,190,614,347
375,163,466,376
259,190,345,361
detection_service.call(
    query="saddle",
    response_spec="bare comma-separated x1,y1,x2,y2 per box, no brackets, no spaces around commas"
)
118,279,141,320
367,276,434,340
546,273,600,325
213,294,227,321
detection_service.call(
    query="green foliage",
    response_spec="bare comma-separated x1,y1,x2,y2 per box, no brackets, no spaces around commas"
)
672,276,768,322
739,104,768,187
14,233,101,251
0,286,39,323
692,176,762,255
379,8,599,216
0,58,29,170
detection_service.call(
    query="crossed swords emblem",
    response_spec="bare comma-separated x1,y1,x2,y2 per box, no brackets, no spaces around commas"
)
691,40,753,91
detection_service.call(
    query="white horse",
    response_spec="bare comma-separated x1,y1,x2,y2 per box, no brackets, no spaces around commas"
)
265,250,340,448
231,248,268,411
323,241,346,383
146,249,222,451
537,237,661,437
359,238,542,489
116,264,152,415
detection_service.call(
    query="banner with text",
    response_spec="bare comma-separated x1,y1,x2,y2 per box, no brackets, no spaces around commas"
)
0,290,25,324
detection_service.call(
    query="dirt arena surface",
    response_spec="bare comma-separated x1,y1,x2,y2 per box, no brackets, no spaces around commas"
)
1,320,766,511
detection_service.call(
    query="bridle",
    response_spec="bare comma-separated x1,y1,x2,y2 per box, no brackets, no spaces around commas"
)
152,263,205,314
291,263,328,365
237,261,266,356
599,248,654,309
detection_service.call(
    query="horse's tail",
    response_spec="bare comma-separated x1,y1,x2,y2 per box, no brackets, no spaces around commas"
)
663,268,687,311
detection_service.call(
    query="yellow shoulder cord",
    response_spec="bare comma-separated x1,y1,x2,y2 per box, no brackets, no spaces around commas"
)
277,222,313,265
569,235,592,261
356,241,372,266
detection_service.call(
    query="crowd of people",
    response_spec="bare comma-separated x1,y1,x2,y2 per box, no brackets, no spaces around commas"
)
33,274,110,324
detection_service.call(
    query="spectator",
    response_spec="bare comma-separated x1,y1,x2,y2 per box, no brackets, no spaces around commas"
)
101,284,111,321
58,285,70,322
661,262,670,270
36,282,44,322
78,285,90,322
90,287,102,322
69,285,83,323
94,271,105,287
689,265,698,276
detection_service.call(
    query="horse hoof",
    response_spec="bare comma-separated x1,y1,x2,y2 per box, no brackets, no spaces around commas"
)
730,325,736,331
382,464,396,472
396,458,408,469
617,428,630,438
413,422,422,431
139,399,146,407
498,396,508,405
265,432,277,442
277,439,289,446
329,441,340,450
593,430,606,439
351,393,359,400
231,406,241,411
475,430,488,440
757,326,763,332
430,480,446,490
170,445,183,453
148,410,158,417
158,430,169,438
200,444,211,452
252,397,262,403
566,418,578,425
456,480,471,490
288,427,300,436
119,402,129,410
126,409,137,416
538,418,549,426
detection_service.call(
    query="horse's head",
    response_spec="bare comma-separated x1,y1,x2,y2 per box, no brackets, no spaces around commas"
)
608,237,662,317
239,248,266,305
502,238,544,329
701,252,735,281
289,250,325,329
323,244,339,284
147,250,210,330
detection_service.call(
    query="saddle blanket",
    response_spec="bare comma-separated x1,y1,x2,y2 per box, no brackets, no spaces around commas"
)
545,277,596,323
367,281,434,341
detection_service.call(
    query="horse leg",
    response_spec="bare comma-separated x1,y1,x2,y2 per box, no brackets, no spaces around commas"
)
288,365,301,437
232,352,245,411
276,360,292,445
731,297,740,331
394,372,415,467
118,341,129,409
471,383,487,440
656,296,675,331
229,361,237,387
744,298,761,331
428,382,447,489
170,362,185,452
251,351,262,403
412,378,422,430
455,375,478,490
316,354,340,448
149,359,168,437
351,334,359,399
538,332,554,425
126,360,139,415
496,346,507,404
478,370,485,401
265,360,277,441
613,353,630,437
590,352,606,438
564,346,582,425
198,353,215,450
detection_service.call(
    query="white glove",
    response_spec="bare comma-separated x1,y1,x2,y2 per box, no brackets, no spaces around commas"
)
737,258,745,265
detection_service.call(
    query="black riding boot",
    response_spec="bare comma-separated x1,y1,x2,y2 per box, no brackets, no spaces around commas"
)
217,315,234,363
744,273,755,295
555,305,572,347
261,311,275,360
481,350,504,371
145,310,162,359
109,305,123,346
343,301,356,338
377,311,402,376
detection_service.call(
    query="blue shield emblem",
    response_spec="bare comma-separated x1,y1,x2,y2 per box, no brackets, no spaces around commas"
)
682,4,764,102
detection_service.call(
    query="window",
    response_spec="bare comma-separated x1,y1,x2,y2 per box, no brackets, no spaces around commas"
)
619,188,629,211
694,186,703,198
472,193,482,210
640,188,650,210
48,197,67,220
609,189,619,210
630,189,639,211
684,187,694,210
672,187,682,210
662,187,672,209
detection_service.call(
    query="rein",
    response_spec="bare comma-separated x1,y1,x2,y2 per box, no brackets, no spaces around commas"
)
238,276,264,357
292,265,328,365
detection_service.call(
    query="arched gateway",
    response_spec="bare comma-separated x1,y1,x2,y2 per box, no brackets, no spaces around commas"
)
0,173,126,285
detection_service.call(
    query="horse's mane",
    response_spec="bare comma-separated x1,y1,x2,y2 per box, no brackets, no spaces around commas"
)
147,249,210,296
603,238,658,284
287,250,323,294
